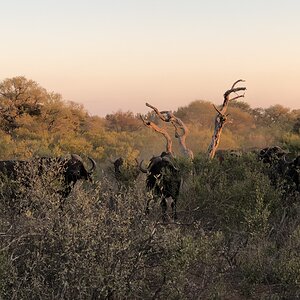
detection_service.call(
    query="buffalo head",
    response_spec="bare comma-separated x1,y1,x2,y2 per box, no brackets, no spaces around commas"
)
64,154,96,185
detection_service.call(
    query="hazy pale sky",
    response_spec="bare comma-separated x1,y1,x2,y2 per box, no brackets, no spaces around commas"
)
1,0,300,116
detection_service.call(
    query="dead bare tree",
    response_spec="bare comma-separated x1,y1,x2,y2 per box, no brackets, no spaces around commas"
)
143,103,194,159
207,80,246,159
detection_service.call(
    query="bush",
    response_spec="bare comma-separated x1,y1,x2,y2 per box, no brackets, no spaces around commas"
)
0,171,227,299
181,153,280,236
1,153,300,299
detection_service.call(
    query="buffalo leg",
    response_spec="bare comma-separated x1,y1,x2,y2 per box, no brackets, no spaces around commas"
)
160,197,168,221
171,198,178,220
145,197,153,215
145,199,151,215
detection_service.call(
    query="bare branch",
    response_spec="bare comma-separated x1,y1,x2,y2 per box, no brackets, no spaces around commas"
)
224,79,246,100
229,94,245,102
231,79,245,89
140,114,173,153
212,104,223,116
145,103,170,122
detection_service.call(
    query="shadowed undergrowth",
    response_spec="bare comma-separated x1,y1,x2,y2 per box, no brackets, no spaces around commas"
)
0,155,300,299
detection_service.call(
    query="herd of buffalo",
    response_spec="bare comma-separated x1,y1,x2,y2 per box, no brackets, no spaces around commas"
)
0,146,299,220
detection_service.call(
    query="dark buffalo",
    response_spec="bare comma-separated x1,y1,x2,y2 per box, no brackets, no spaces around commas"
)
258,146,300,194
0,154,96,201
258,146,287,164
139,152,181,221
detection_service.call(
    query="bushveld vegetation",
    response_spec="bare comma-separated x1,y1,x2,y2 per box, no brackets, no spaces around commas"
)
0,76,300,299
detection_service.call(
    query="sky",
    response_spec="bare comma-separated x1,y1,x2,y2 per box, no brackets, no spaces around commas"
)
1,0,300,116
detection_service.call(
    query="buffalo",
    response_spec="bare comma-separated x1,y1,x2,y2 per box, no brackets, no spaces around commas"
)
139,151,181,221
258,146,300,194
0,154,96,210
258,146,287,164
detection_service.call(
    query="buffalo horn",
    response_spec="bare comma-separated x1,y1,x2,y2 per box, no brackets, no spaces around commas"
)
88,157,97,173
162,156,179,171
138,160,148,173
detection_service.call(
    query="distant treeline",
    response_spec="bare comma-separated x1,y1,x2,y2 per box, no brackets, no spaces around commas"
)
0,76,299,161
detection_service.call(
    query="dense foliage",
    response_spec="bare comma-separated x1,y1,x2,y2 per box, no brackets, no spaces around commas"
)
0,76,300,299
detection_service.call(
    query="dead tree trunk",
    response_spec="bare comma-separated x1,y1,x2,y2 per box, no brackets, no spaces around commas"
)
145,103,194,159
207,80,246,159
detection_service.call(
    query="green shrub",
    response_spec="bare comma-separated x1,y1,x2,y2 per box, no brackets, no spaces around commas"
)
181,153,280,236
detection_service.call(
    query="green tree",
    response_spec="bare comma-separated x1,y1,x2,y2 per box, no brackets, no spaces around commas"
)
0,77,46,134
262,105,294,130
105,110,140,132
174,100,215,128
